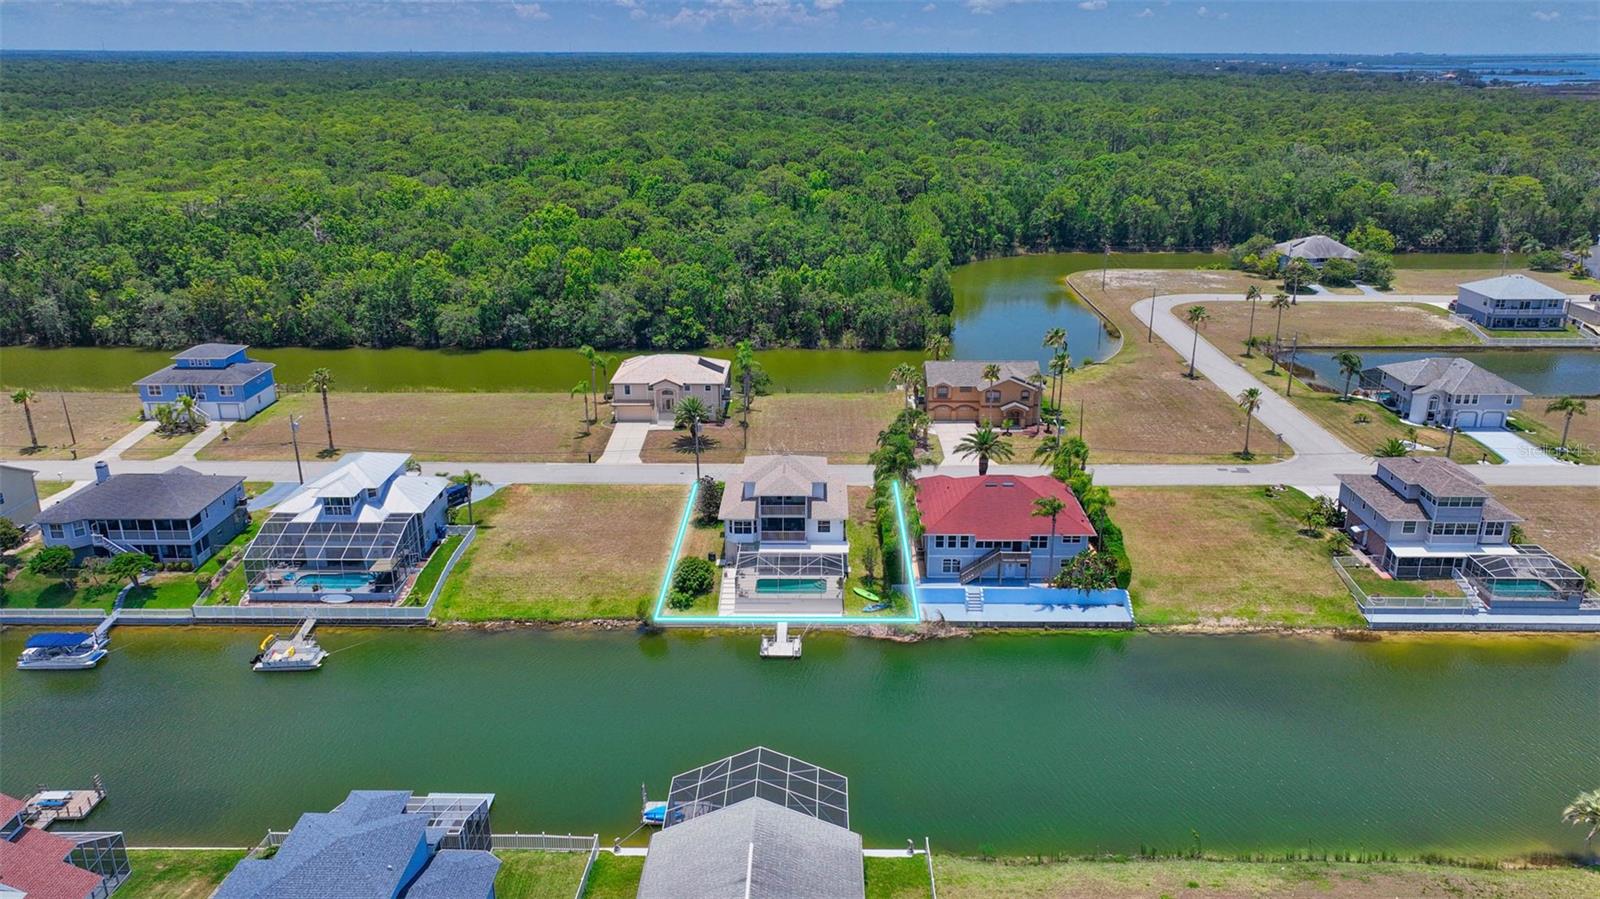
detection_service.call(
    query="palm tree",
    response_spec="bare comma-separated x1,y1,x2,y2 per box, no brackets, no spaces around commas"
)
1544,397,1588,455
174,393,206,432
570,380,591,432
1183,305,1209,379
1283,258,1314,304
1333,350,1363,401
924,333,951,361
1267,292,1292,374
1032,434,1089,476
1047,352,1073,422
1562,789,1600,851
306,367,335,452
1374,437,1410,458
1031,496,1066,581
953,424,1014,475
889,362,918,400
674,395,712,479
734,340,761,441
596,352,617,415
451,470,488,524
10,389,38,448
1242,284,1262,355
1042,325,1067,409
1236,387,1263,457
577,345,601,422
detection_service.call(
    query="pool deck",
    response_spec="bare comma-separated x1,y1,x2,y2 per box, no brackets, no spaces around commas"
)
922,602,1135,627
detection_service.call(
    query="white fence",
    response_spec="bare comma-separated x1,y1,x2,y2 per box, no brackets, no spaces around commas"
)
1448,313,1600,348
1332,556,1476,612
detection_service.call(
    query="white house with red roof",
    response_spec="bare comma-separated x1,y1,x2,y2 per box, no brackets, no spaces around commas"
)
915,475,1095,584
0,793,129,899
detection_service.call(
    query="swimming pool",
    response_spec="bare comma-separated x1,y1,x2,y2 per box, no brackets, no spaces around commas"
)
283,571,375,590
754,578,827,595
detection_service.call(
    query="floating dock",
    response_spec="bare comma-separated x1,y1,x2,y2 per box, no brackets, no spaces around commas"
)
759,622,802,659
22,776,107,828
252,618,327,671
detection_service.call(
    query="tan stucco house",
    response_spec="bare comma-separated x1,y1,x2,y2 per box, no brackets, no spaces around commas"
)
608,353,732,423
922,360,1043,427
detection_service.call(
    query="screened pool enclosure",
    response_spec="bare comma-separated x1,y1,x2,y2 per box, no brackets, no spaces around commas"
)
242,514,428,600
664,746,849,830
1463,547,1592,609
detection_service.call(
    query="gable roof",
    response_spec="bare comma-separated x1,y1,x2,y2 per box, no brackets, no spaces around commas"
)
610,353,731,386
172,342,249,360
404,850,500,899
915,475,1095,539
268,453,448,524
1459,274,1568,301
1272,234,1360,260
215,791,429,899
1367,357,1530,398
34,466,242,525
0,793,106,899
923,360,1041,388
638,798,864,899
719,455,848,520
134,361,275,387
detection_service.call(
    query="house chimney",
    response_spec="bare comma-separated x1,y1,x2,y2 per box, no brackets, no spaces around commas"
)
94,460,110,484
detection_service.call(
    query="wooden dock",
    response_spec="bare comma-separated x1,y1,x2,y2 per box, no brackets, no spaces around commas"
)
23,777,106,828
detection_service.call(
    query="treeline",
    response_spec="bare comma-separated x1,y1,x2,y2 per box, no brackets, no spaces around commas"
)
2,54,1597,350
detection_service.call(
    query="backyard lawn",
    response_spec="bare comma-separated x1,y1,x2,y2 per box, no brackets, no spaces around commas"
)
0,391,139,460
118,849,247,899
1491,486,1600,570
1113,486,1363,628
436,484,693,621
199,391,610,463
1204,300,1475,350
639,391,905,464
580,854,644,899
929,856,1599,899
865,856,933,898
494,850,591,899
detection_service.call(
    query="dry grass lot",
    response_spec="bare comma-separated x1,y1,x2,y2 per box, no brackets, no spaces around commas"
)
199,392,610,462
1113,486,1363,627
639,391,904,464
1060,269,1284,464
436,483,690,621
1205,301,1475,350
928,857,1599,899
1492,487,1600,570
1390,267,1598,296
1512,400,1600,465
0,391,138,459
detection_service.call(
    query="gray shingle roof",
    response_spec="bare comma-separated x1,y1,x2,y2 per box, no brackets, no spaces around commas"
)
638,798,864,899
404,850,500,899
214,791,428,899
134,361,275,387
172,342,249,360
34,467,242,525
1378,457,1490,498
1272,234,1361,260
1337,474,1428,521
718,455,848,520
1459,274,1568,300
1368,357,1530,398
923,360,1041,388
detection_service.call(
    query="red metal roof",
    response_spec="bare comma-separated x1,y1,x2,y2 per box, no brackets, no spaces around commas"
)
915,475,1095,540
0,827,104,899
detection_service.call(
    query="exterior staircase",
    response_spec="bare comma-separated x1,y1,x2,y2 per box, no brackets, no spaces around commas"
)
958,548,1032,585
1454,572,1488,613
91,533,138,555
964,587,984,612
717,566,738,616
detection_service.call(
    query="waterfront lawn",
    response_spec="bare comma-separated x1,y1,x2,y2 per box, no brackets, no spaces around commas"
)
639,392,905,465
1205,300,1475,350
119,849,246,899
930,857,1600,898
404,533,464,606
0,391,140,460
493,850,590,899
1389,267,1599,296
1062,269,1287,464
865,856,933,898
1113,486,1363,628
580,854,644,899
844,485,908,617
659,520,724,617
198,392,610,463
437,484,693,621
1510,400,1600,465
1491,486,1600,570
1342,562,1460,599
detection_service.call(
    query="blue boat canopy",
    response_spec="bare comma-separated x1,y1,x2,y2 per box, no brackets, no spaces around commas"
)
24,632,92,649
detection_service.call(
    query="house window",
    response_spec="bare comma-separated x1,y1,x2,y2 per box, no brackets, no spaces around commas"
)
1029,536,1049,549
941,559,962,574
623,385,632,396
816,520,831,534
71,522,87,537
1483,522,1505,537
957,536,970,548
730,520,755,535
1429,522,1478,536
48,524,64,539
146,385,164,397
218,385,235,397
321,496,353,516
984,390,1001,404
933,535,945,548
1401,521,1417,534
936,386,949,399
1061,535,1081,544
1020,390,1031,402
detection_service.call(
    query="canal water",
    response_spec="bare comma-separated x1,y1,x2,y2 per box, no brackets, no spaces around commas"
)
2,628,1594,858
1295,349,1600,397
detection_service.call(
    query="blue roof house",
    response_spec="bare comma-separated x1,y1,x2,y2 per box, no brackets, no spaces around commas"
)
134,343,277,422
214,790,498,899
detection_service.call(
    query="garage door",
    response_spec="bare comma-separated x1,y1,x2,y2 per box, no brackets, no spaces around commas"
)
1478,411,1505,428
218,403,242,420
613,404,654,422
1453,411,1478,428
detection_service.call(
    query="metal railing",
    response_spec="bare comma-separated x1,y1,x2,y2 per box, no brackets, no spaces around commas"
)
759,530,808,543
1332,556,1475,612
1448,313,1600,347
490,832,598,852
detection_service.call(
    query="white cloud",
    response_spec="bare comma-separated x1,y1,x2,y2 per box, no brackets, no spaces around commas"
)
1195,5,1226,19
1135,6,1153,16
922,1,937,9
512,3,550,20
656,0,834,30
1531,10,1560,22
965,0,1023,13
1077,0,1107,9
814,0,846,9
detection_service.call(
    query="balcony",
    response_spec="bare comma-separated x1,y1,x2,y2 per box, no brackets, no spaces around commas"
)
759,530,808,543
756,502,808,517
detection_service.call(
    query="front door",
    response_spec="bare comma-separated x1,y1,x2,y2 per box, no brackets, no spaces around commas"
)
657,389,676,420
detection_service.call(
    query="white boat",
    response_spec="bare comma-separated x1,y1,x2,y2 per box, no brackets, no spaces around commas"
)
251,619,327,672
16,632,109,670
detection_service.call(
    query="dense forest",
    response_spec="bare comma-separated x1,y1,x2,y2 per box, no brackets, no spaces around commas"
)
2,54,1597,351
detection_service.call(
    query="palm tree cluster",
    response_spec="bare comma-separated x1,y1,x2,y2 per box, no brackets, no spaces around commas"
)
953,424,1014,475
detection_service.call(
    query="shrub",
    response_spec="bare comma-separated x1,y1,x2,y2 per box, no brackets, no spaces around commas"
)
695,477,724,526
1053,550,1120,590
667,590,696,611
27,546,75,577
672,556,716,596
1355,253,1394,288
1528,249,1564,271
0,518,24,553
1318,257,1359,287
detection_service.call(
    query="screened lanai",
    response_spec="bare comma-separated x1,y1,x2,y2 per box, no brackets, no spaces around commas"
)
241,514,427,599
665,747,849,830
1463,547,1591,608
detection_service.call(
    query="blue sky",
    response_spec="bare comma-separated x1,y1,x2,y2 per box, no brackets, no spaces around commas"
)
3,1,1597,54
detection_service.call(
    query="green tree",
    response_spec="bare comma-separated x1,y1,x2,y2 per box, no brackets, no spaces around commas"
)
10,389,39,448
954,424,1014,475
577,345,602,425
28,545,74,576
0,517,24,553
734,340,764,442
570,379,591,431
1236,387,1263,457
1031,495,1066,580
1374,437,1410,458
1267,293,1292,375
1562,789,1600,851
107,551,154,587
450,470,488,524
1544,397,1587,455
1282,258,1315,303
924,333,951,361
1241,284,1262,356
672,556,716,596
306,367,335,453
1183,305,1209,379
673,395,713,479
1333,350,1363,401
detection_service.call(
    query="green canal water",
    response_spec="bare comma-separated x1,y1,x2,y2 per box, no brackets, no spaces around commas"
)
2,628,1595,857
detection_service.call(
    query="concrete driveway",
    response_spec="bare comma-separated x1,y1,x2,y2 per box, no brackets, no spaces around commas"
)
1461,428,1566,466
597,421,666,464
928,422,978,470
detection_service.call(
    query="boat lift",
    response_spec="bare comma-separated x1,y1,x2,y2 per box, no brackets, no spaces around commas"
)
251,618,327,671
758,621,802,659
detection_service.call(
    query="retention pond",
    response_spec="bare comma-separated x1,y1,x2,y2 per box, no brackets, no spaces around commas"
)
2,628,1594,858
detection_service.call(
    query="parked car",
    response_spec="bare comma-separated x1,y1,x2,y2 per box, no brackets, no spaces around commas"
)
444,482,471,507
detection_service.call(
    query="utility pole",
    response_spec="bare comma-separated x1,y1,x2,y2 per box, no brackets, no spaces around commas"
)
1101,243,1110,290
59,394,76,445
1146,287,1155,343
691,419,702,481
1285,334,1300,397
1446,425,1457,457
1078,398,1085,440
289,415,305,484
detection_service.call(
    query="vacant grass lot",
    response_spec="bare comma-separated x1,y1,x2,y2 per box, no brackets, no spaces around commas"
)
640,392,904,464
494,850,590,899
1512,401,1600,465
1390,267,1599,296
1114,487,1362,627
1062,269,1286,464
119,849,246,899
199,392,610,462
929,857,1599,898
436,484,691,621
0,391,139,459
580,854,644,899
120,428,192,460
1492,486,1600,570
1206,300,1475,351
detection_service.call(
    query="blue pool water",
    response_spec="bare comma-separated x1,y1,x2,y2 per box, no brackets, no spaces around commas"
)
284,572,375,590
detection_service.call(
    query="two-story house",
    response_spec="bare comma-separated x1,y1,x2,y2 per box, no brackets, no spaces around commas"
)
609,353,732,423
241,453,450,602
1454,274,1569,330
915,475,1095,584
33,461,248,565
923,361,1043,427
134,343,278,422
1336,458,1522,579
718,455,848,612
1363,357,1530,429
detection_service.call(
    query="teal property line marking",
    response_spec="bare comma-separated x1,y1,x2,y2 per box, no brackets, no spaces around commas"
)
653,478,923,626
